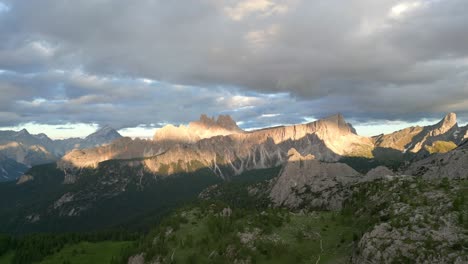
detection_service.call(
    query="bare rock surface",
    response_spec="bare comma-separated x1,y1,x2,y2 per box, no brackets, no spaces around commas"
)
269,148,361,210
16,174,34,184
405,141,468,179
153,114,243,143
364,166,395,181
127,253,145,264
351,176,468,263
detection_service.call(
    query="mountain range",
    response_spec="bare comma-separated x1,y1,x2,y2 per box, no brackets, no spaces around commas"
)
1,112,468,263
0,126,122,181
58,112,467,178
0,112,464,230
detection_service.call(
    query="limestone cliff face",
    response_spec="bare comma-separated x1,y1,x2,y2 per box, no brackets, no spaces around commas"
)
244,114,373,157
59,114,374,179
373,112,464,154
59,138,167,169
153,114,243,143
269,148,361,210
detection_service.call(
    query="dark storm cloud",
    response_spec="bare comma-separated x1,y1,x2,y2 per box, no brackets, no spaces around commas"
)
0,68,321,129
0,0,468,128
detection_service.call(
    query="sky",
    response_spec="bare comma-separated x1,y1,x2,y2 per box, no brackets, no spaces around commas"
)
0,0,467,139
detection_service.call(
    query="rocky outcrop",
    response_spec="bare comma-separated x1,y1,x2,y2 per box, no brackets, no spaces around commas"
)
127,253,145,264
16,174,34,185
364,166,395,181
269,148,361,210
404,140,468,179
351,176,468,264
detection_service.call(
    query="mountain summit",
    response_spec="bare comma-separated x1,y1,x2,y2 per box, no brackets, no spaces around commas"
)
153,114,243,143
82,125,122,147
197,114,241,131
431,112,458,136
373,112,465,155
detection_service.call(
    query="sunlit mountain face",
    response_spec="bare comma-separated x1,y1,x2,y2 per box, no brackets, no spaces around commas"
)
1,1,468,264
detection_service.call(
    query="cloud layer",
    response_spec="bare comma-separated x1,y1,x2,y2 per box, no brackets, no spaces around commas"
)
1,0,467,130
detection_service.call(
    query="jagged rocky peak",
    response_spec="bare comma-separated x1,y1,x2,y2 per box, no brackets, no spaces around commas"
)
319,113,352,129
270,147,361,210
81,125,122,147
324,113,346,123
216,115,241,131
154,114,243,143
308,113,360,137
16,128,31,136
432,112,458,134
86,125,121,138
442,112,457,125
194,114,241,131
34,133,50,140
287,148,315,161
198,114,216,126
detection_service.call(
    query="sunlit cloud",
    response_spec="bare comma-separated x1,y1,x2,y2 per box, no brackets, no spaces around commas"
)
224,0,288,21
389,1,422,18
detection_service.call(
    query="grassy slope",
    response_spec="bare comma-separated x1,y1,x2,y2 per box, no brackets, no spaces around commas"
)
38,241,131,264
425,140,457,154
126,205,363,264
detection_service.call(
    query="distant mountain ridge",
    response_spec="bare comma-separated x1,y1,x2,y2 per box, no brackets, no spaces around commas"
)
373,113,467,160
59,113,374,178
0,126,122,181
4,112,467,183
59,113,467,178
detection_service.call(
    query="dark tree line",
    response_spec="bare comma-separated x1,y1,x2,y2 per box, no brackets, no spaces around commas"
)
0,229,138,264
